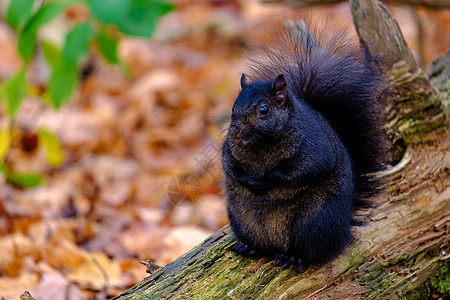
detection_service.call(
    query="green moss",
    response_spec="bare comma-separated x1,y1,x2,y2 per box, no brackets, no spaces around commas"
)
405,284,430,300
356,251,425,298
430,265,450,294
402,261,450,299
348,253,365,268
357,263,385,285
388,185,400,194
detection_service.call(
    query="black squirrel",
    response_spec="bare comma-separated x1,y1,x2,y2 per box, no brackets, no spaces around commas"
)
222,20,388,272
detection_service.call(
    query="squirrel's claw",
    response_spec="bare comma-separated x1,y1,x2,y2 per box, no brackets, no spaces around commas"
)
231,241,259,257
273,254,303,272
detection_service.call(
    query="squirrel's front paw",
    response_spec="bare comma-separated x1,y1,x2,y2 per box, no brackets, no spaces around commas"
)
231,241,259,257
273,254,303,272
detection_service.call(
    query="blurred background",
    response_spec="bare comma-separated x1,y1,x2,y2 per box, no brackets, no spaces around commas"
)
0,0,448,299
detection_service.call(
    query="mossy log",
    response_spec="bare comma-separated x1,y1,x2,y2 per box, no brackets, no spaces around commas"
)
113,1,450,299
115,128,449,299
350,0,446,163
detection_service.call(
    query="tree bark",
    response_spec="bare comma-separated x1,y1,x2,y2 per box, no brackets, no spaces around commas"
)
350,0,445,163
112,1,450,299
261,0,450,9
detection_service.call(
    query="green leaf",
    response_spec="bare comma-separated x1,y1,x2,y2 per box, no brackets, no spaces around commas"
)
88,0,174,38
6,0,35,29
38,128,64,167
0,164,7,178
18,0,75,62
45,45,77,108
116,0,174,37
63,21,94,63
0,128,11,162
48,58,78,108
42,41,61,69
95,32,119,63
87,0,130,24
17,26,37,63
8,172,44,188
1,68,27,117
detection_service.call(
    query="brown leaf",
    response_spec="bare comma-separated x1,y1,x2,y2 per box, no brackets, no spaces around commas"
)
32,269,86,300
0,272,39,300
45,238,86,270
157,226,212,266
0,233,36,276
67,252,122,290
118,225,169,260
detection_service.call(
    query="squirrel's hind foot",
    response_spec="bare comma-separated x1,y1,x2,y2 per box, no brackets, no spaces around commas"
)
273,254,303,272
231,241,259,257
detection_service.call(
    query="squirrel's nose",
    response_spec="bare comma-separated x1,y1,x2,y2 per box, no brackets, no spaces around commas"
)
229,125,241,137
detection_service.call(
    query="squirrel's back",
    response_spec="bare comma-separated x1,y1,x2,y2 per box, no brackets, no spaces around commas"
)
246,20,389,212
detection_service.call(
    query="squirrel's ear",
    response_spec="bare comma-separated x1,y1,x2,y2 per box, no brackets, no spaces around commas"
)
272,74,287,109
240,73,248,89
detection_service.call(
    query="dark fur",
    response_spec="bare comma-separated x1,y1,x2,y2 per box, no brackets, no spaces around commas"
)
222,21,388,270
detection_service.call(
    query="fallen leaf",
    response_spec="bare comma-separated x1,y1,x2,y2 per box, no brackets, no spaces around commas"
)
68,252,122,290
0,271,39,300
32,270,86,300
0,233,36,276
157,225,212,266
45,238,86,270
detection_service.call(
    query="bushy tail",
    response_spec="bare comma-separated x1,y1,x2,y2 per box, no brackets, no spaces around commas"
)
246,19,389,211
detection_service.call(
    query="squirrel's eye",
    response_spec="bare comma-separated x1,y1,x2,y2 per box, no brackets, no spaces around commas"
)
258,104,270,116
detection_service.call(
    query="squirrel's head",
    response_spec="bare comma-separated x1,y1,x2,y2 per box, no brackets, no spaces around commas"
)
228,73,292,148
